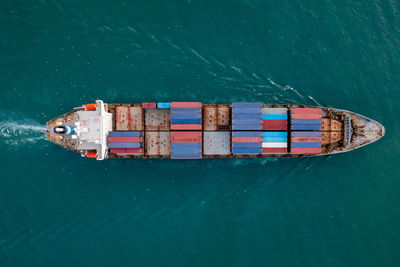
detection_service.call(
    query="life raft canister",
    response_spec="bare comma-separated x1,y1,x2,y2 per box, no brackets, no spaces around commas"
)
86,152,98,158
84,103,97,110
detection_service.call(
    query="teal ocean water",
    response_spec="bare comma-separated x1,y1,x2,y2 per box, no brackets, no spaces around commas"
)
1,0,399,266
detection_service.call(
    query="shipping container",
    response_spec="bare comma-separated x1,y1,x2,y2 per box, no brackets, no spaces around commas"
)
170,108,202,113
109,142,142,148
231,108,262,113
232,131,261,137
232,102,262,108
262,148,287,154
262,136,287,142
262,120,287,130
142,102,157,109
171,113,202,119
291,119,321,125
145,109,171,131
232,113,262,119
171,124,202,130
291,108,322,114
145,131,171,156
262,114,287,120
203,131,230,155
291,113,322,119
108,131,142,137
232,148,261,154
291,124,321,130
232,137,262,143
171,154,202,159
157,102,171,109
171,143,202,149
171,137,202,143
290,147,321,154
232,119,262,125
171,131,202,138
232,124,262,130
171,118,202,124
262,108,287,114
291,142,321,148
232,142,261,148
108,136,141,143
291,131,321,137
261,142,287,148
262,132,287,137
170,102,202,108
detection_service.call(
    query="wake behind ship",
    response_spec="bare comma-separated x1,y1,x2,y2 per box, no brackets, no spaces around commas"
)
46,100,385,160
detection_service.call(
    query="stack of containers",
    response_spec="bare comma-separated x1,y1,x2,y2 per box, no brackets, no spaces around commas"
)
262,132,287,154
232,102,262,130
290,108,322,154
170,102,202,130
291,132,322,153
142,102,157,109
108,131,143,154
262,108,287,130
232,131,262,154
170,131,202,159
290,108,322,130
157,102,170,109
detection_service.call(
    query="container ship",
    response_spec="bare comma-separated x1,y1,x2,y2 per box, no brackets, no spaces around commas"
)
46,100,385,160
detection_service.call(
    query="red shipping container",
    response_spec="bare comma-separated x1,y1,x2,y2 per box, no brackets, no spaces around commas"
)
291,147,321,154
142,102,157,108
110,148,143,154
262,120,287,130
291,113,322,119
262,148,287,154
291,137,322,143
170,102,202,108
108,137,141,143
291,108,322,114
171,131,202,138
232,137,262,143
171,137,202,143
171,124,202,130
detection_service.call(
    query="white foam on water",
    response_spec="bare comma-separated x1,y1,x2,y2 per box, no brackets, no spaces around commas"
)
0,120,46,146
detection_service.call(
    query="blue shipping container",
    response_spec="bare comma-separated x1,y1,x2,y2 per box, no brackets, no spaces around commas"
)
291,119,321,124
171,154,202,159
291,131,321,137
171,108,202,113
232,102,262,108
171,113,202,119
291,142,321,148
262,114,287,120
232,119,262,125
171,143,202,149
157,102,171,109
171,119,202,124
232,108,262,114
171,148,202,153
262,137,287,142
232,124,262,130
109,142,142,148
232,142,262,148
108,131,142,137
232,131,262,137
262,132,287,137
232,148,261,154
291,124,321,130
232,113,262,119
